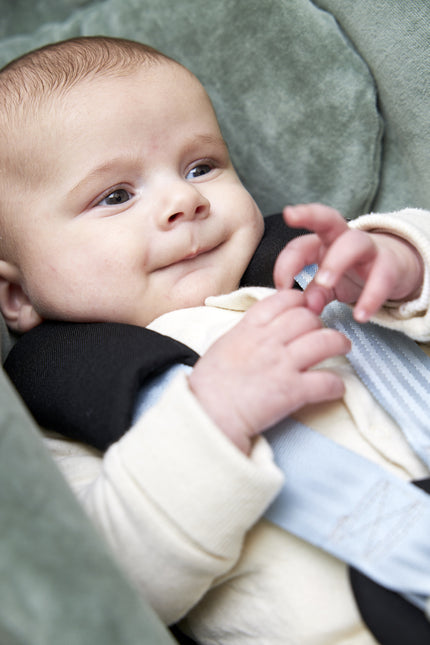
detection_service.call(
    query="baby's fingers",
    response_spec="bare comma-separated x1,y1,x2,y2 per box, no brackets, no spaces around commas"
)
287,327,351,371
313,228,376,291
274,233,321,289
283,203,349,245
352,255,399,322
275,203,352,293
246,288,307,326
300,369,346,405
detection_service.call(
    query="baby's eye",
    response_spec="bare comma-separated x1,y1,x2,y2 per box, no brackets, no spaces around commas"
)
98,188,132,206
186,163,213,180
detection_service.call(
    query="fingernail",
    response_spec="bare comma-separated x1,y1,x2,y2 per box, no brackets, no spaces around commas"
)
354,308,368,323
315,270,334,288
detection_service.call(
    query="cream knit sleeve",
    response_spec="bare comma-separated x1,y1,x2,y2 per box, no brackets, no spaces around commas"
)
50,371,283,625
350,208,430,341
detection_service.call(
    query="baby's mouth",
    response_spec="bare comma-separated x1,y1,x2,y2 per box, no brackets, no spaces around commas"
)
172,242,222,266
181,247,209,261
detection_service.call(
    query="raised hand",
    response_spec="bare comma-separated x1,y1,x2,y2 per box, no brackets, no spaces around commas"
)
274,203,424,322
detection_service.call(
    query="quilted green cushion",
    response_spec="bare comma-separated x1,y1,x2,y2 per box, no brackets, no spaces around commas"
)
316,0,430,212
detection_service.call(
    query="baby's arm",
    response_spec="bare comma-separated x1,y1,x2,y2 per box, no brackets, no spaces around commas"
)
274,203,425,323
188,288,350,455
51,366,285,625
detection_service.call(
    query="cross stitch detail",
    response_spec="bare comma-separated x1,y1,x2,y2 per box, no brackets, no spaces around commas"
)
329,479,423,562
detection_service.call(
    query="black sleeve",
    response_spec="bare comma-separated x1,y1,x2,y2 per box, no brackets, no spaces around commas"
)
4,321,199,451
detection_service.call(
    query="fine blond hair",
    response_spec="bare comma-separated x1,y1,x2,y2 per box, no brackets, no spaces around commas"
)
0,36,172,116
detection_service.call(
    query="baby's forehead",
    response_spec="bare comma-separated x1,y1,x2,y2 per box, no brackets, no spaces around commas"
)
0,93,65,194
58,61,204,117
0,59,217,178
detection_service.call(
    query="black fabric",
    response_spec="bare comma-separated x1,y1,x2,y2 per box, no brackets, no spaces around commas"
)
170,625,198,644
350,478,430,644
5,213,300,451
4,322,199,451
240,212,308,288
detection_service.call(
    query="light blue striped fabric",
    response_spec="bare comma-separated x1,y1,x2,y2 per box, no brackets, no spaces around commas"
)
324,301,430,469
265,266,430,610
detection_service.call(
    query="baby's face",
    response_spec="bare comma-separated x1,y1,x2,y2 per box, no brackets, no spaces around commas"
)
3,61,263,329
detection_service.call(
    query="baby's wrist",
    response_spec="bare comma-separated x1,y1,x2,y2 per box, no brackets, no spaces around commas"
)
187,372,253,455
371,231,424,302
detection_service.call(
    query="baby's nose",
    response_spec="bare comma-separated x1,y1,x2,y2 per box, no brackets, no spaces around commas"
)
158,180,210,228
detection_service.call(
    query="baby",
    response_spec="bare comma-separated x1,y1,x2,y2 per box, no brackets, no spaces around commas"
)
1,36,430,644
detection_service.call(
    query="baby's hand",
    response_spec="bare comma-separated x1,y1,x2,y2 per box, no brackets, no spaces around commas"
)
274,203,424,322
188,289,350,454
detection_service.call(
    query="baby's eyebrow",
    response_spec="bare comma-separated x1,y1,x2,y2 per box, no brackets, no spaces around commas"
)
183,133,229,153
68,157,138,200
68,135,229,200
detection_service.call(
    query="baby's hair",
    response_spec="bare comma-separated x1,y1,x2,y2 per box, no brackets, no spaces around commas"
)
0,36,174,116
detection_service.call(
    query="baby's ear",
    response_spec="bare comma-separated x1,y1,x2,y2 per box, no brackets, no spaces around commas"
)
0,261,43,333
